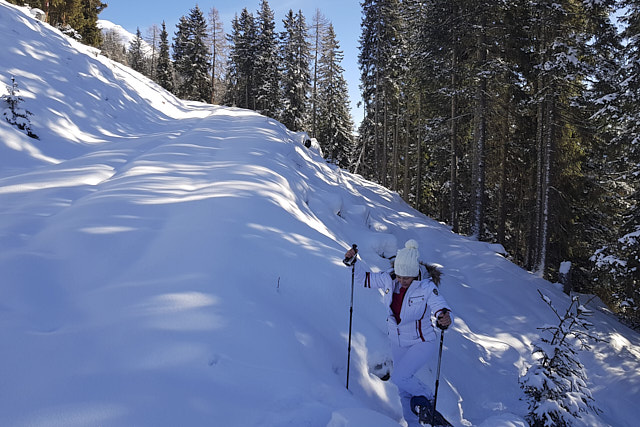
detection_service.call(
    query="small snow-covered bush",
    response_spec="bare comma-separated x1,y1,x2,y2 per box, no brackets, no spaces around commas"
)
519,291,601,426
1,76,38,139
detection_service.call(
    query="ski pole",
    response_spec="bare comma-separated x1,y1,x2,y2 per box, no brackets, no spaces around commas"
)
344,244,357,389
432,326,445,426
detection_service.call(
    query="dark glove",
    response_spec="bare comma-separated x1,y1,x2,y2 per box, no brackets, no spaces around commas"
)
436,309,451,330
343,244,358,266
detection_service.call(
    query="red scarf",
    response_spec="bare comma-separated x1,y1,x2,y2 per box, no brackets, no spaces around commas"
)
390,286,408,324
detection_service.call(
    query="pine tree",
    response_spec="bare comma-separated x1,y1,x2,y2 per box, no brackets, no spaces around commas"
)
128,27,147,76
224,14,241,107
224,9,259,109
357,0,377,177
310,9,330,138
255,0,281,118
172,15,190,96
77,0,106,47
316,24,354,169
156,21,174,93
1,76,38,139
172,5,211,102
280,9,311,132
520,291,601,426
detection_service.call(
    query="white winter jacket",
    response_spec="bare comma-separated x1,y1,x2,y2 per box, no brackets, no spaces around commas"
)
351,261,452,347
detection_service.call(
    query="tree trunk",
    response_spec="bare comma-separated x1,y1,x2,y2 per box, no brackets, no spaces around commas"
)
403,98,410,202
497,100,509,245
382,97,389,187
211,32,216,104
392,100,400,191
416,92,423,210
471,23,487,240
537,94,554,277
450,48,459,233
374,76,381,183
530,70,546,271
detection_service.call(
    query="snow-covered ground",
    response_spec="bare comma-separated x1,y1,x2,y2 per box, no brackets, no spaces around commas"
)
1,2,639,426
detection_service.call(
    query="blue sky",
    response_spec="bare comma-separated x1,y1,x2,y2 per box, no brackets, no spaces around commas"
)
100,0,364,127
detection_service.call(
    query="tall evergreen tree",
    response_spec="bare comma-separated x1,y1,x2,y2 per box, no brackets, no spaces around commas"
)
310,9,330,138
224,9,259,109
156,21,174,93
255,0,281,118
316,23,354,168
224,14,241,107
128,27,147,76
172,15,190,96
172,5,211,102
280,9,311,132
77,0,106,47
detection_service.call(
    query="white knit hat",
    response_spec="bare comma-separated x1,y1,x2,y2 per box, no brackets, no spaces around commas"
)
394,239,420,277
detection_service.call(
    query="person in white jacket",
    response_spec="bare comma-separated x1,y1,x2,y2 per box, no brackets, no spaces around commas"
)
344,239,452,426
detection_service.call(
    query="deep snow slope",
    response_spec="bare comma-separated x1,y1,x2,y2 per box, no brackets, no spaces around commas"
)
1,2,639,426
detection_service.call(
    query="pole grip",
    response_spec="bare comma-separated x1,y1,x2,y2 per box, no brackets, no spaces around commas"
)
343,244,358,266
436,308,450,330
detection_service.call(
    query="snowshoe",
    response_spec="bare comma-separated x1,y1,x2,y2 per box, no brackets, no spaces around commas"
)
410,396,453,426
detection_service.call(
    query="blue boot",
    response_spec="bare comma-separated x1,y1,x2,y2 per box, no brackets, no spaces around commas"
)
410,395,453,426
410,395,434,423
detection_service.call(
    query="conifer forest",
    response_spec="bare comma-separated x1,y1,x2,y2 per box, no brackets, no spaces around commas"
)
7,0,639,329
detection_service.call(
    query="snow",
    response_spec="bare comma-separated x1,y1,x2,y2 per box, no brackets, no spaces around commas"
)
559,261,571,275
1,1,639,426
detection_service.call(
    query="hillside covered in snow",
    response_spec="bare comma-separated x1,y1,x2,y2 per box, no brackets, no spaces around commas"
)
1,2,639,426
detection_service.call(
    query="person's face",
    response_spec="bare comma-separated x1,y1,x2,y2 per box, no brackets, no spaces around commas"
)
397,276,415,288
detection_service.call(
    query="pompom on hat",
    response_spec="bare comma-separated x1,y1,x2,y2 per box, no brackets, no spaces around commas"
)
394,239,420,277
